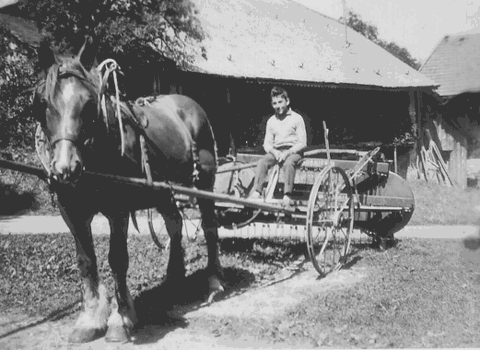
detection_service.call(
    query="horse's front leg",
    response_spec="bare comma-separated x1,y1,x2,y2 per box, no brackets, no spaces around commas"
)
58,203,110,343
104,211,137,343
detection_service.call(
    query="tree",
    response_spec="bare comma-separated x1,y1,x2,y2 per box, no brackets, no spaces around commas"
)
0,0,206,150
0,25,37,149
15,0,206,71
341,11,420,70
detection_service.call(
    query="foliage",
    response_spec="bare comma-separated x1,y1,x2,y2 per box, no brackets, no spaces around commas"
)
0,25,37,150
16,0,206,71
342,11,421,70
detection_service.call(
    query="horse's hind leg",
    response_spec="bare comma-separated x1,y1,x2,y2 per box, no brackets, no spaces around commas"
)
160,197,186,282
196,149,224,302
58,203,110,343
104,211,137,343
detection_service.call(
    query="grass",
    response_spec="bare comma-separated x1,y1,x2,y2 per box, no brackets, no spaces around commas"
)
409,179,480,225
187,238,480,348
0,233,306,318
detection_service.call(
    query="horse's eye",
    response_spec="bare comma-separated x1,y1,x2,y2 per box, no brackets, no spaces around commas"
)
83,100,99,118
32,95,48,126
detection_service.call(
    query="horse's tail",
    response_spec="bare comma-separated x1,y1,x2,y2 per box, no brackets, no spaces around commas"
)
191,104,218,191
200,117,218,167
194,114,218,177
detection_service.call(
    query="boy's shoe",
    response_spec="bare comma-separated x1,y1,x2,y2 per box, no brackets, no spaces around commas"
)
282,194,295,209
248,191,262,200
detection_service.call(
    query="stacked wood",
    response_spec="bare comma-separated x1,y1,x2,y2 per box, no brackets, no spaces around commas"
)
418,130,456,187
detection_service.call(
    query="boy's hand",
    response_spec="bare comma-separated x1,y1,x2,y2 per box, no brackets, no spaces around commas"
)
271,149,282,161
277,150,291,163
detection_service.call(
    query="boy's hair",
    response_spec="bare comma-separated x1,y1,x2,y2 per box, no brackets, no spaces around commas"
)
270,86,289,100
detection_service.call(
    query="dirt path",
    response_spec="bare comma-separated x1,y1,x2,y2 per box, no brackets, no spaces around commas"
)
0,214,478,240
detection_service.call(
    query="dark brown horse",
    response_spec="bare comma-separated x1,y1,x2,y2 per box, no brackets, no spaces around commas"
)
33,40,224,343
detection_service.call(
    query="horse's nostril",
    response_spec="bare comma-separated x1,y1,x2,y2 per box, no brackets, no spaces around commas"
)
71,161,83,178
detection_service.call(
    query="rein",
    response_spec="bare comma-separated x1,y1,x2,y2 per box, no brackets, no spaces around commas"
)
96,59,126,156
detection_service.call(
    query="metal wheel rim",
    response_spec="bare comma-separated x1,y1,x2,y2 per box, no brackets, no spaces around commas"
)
306,165,354,276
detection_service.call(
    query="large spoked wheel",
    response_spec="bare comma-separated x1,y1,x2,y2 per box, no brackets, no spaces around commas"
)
306,165,354,277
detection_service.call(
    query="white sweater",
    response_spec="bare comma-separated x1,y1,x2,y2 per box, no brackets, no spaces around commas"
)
263,109,307,155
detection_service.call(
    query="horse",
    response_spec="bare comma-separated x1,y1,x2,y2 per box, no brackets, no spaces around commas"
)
32,40,224,343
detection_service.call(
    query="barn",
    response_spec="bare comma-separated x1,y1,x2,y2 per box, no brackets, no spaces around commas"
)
147,0,437,179
420,31,480,188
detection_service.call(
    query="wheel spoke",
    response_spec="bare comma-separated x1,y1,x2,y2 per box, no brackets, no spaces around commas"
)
306,166,354,277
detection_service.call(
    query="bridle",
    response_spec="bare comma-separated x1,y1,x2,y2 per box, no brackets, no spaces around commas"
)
40,59,126,154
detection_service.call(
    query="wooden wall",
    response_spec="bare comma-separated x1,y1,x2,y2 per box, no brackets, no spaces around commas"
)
420,93,468,188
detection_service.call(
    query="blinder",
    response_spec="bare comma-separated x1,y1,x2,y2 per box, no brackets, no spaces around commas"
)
39,64,101,151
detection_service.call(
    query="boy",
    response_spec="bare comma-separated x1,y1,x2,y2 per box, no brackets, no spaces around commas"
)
249,86,307,206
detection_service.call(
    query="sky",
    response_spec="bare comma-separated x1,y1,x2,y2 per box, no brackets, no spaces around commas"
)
293,0,480,63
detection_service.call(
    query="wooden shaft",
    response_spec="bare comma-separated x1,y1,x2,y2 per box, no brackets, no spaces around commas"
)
216,161,258,174
0,159,294,214
82,171,296,213
394,145,398,173
0,159,47,179
323,121,331,165
304,148,364,157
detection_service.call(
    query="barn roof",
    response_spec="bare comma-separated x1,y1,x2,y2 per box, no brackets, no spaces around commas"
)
0,13,41,47
189,0,435,89
420,31,480,97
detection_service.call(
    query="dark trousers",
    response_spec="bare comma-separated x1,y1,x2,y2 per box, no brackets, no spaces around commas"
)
253,153,302,195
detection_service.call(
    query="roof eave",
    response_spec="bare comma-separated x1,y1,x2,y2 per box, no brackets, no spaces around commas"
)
180,69,437,91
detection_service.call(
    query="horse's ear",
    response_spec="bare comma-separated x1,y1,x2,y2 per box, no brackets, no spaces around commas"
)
37,39,56,72
77,36,97,70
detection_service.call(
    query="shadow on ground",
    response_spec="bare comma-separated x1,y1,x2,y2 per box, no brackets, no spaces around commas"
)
219,237,307,264
132,238,311,344
132,266,256,345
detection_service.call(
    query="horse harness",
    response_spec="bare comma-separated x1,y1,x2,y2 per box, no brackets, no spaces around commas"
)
36,59,201,187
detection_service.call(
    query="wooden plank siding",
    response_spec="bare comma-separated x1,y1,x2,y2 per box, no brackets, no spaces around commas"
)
422,92,468,188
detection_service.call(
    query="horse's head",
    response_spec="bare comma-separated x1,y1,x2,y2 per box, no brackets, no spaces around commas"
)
35,39,100,184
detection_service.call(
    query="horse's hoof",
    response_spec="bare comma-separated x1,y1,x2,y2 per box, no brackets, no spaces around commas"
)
105,325,131,343
208,276,224,293
206,276,225,304
68,327,104,343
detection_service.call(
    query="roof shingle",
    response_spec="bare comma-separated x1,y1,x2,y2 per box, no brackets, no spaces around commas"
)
420,31,480,96
190,0,435,89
